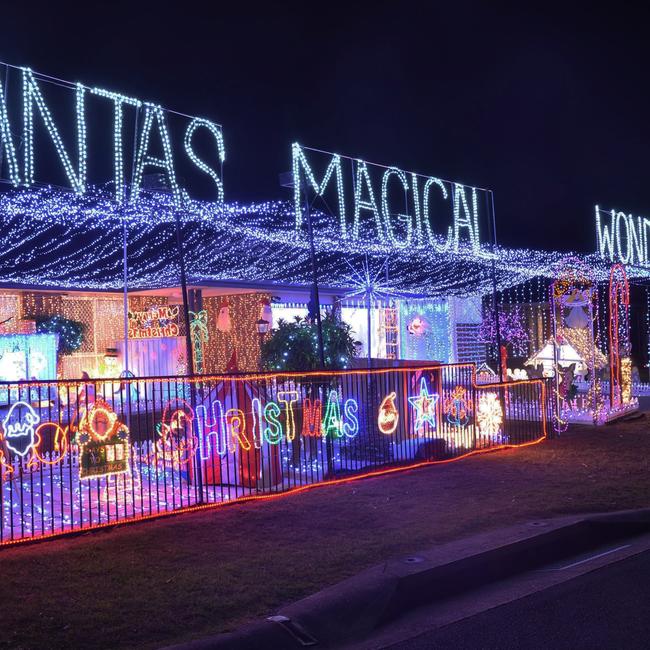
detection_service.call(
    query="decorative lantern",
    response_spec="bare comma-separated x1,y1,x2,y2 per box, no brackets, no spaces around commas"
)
260,298,273,326
216,299,232,333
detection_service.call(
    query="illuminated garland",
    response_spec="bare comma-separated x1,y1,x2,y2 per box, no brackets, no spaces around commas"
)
0,186,646,298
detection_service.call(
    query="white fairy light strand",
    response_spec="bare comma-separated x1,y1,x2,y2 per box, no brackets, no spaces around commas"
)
130,103,181,206
0,77,21,186
184,117,226,205
292,143,346,235
91,87,142,203
22,68,86,194
0,186,647,296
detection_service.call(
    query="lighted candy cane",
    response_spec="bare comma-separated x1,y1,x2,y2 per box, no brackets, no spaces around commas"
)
189,310,209,375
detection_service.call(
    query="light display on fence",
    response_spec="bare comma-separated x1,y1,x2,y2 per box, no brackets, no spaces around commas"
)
0,62,225,206
477,392,503,438
292,144,487,253
2,401,40,457
444,385,472,428
408,377,439,433
378,392,399,435
77,398,130,479
0,364,549,547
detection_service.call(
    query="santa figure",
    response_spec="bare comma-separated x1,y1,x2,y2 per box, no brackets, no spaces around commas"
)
216,299,232,332
260,298,272,327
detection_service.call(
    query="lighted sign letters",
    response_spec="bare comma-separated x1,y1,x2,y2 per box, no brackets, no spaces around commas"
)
292,143,486,253
128,305,180,339
0,64,226,206
595,205,650,267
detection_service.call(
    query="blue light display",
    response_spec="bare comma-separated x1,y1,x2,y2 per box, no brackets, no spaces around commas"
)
0,333,58,382
399,300,452,363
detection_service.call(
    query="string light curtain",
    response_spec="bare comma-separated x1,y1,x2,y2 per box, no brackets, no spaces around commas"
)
0,186,639,299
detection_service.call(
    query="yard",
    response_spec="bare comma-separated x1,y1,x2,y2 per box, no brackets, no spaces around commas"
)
1,415,649,649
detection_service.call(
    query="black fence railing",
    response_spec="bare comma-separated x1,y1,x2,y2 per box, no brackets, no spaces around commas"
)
0,363,547,545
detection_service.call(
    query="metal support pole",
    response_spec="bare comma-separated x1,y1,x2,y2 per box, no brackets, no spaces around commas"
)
489,191,503,378
174,212,195,377
304,186,326,368
122,215,129,376
366,289,372,368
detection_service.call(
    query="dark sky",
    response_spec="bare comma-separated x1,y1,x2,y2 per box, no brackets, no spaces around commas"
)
3,1,650,253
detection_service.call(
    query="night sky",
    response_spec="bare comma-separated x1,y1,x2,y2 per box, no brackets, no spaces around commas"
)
3,2,650,254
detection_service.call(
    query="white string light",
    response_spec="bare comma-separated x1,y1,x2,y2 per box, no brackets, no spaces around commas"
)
0,186,640,296
91,87,142,203
380,166,410,245
130,103,181,206
184,117,226,204
353,159,384,241
22,68,86,194
292,143,346,235
0,78,21,186
422,176,451,252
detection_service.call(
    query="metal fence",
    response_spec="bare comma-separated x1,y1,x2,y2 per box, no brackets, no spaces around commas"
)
0,363,547,545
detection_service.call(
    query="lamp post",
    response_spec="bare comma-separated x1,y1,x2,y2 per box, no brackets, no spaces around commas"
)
256,318,270,365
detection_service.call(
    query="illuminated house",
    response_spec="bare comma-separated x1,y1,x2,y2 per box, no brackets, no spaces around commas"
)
525,333,608,378
0,61,641,549
0,64,646,385
0,182,566,380
1,183,647,382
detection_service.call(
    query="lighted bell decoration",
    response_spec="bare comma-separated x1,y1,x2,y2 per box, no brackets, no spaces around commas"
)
260,298,273,326
216,300,232,333
377,391,399,435
564,306,589,329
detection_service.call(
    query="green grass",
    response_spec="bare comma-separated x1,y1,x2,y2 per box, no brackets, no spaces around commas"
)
2,416,650,649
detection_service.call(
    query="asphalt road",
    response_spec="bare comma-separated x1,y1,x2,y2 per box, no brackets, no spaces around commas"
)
388,549,650,649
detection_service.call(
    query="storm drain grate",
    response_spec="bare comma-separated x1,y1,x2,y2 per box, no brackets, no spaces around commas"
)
267,615,318,646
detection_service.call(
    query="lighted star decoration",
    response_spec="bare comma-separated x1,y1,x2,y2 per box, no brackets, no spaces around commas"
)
408,377,439,433
342,255,402,305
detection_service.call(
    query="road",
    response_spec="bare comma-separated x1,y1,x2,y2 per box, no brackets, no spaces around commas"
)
388,549,650,649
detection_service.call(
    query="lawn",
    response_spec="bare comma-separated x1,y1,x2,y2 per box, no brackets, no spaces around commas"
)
1,416,649,649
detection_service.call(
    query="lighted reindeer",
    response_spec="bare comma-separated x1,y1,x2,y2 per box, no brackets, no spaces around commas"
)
557,363,577,411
